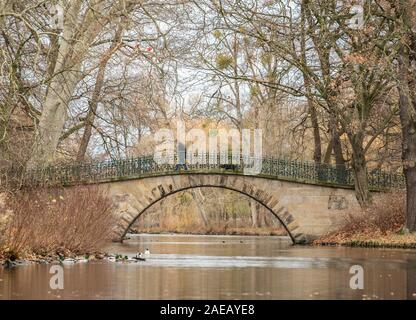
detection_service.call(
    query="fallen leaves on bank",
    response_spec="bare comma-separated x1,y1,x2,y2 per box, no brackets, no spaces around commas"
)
314,191,416,249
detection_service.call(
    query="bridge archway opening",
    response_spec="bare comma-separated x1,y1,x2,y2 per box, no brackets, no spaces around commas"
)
117,185,297,244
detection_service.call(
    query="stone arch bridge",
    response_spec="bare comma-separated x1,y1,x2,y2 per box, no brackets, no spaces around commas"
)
9,155,404,244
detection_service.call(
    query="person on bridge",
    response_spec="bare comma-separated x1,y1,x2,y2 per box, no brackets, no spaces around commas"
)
175,142,188,171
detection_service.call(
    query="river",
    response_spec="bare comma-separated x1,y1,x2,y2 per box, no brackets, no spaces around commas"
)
1,234,416,299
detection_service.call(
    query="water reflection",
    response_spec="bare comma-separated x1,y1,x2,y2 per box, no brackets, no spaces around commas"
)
1,234,416,299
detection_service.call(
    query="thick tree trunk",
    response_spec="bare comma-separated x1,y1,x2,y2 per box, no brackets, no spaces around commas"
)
26,1,124,167
394,0,416,232
323,121,345,166
329,113,347,184
28,71,79,167
351,139,372,207
26,2,84,168
329,113,345,166
353,162,371,208
404,169,416,232
398,48,416,232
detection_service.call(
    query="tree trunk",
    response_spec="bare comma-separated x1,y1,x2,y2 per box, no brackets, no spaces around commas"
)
323,118,345,166
333,129,345,167
26,2,84,168
250,199,258,228
300,1,321,163
76,72,104,162
323,139,333,164
310,104,322,163
76,27,123,162
404,167,416,232
26,1,125,167
28,70,79,167
329,113,345,166
351,139,372,207
259,207,269,227
353,162,371,208
191,188,210,228
398,46,416,232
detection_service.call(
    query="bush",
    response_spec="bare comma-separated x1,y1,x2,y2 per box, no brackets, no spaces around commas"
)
0,186,115,260
316,191,405,244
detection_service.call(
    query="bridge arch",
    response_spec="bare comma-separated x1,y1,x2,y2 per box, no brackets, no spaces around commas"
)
108,174,305,244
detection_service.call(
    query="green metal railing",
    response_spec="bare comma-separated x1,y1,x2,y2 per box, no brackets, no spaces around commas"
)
0,153,405,190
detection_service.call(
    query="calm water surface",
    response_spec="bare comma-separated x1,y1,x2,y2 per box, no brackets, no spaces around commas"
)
1,234,416,300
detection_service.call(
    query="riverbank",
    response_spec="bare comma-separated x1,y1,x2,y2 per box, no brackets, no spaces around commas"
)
0,253,103,267
314,232,416,249
0,252,151,268
312,191,416,249
131,226,287,237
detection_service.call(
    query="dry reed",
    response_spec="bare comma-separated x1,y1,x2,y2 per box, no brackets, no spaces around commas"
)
0,186,115,260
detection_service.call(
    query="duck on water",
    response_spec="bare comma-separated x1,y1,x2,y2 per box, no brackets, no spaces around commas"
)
133,253,145,261
133,249,150,261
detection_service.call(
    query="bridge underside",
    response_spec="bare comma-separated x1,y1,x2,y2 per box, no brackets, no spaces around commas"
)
104,173,359,244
